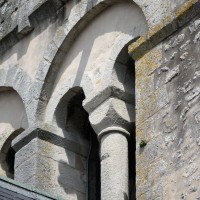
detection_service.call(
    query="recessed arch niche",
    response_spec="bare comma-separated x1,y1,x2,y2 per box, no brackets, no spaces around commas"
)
55,87,100,199
47,1,147,199
45,0,148,123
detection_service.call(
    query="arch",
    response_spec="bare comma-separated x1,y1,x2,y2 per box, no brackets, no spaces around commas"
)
0,128,24,179
0,87,28,179
0,66,34,125
54,86,83,128
55,87,100,199
48,2,137,198
32,0,153,121
41,1,147,123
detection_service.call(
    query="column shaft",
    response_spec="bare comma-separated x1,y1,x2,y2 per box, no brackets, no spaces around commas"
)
100,133,129,200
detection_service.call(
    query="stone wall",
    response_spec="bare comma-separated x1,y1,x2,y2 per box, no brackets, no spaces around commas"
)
135,13,200,200
1,0,200,199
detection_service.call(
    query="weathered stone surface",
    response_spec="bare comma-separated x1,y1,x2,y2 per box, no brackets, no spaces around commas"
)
13,127,89,199
136,14,200,200
1,0,200,200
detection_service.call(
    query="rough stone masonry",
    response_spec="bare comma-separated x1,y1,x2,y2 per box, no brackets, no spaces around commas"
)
1,0,200,199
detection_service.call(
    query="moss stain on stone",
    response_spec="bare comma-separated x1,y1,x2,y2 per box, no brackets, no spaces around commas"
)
129,0,199,61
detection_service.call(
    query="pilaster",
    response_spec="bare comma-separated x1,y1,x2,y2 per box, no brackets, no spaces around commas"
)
12,126,89,199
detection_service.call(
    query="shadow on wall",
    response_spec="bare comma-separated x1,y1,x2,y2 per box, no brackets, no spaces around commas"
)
68,1,147,88
54,42,136,198
56,88,100,199
42,0,148,107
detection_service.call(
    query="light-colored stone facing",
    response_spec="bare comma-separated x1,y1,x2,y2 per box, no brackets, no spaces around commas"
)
0,0,200,200
14,135,88,199
136,15,200,200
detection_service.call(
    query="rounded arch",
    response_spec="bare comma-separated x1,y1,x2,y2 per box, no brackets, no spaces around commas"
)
53,36,136,198
0,86,28,178
0,66,34,125
33,0,151,122
32,1,156,198
39,0,147,123
55,87,100,199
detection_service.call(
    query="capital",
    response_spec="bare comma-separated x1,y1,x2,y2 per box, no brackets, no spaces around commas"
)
83,95,135,139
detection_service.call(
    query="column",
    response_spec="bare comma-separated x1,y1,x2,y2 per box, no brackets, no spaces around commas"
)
84,96,134,200
100,127,129,199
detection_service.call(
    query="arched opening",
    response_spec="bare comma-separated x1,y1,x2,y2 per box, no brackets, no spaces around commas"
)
0,88,28,179
47,1,147,198
55,87,100,199
44,1,147,123
0,128,24,179
66,89,100,200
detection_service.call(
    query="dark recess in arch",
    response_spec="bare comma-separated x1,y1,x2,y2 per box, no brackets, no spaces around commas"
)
56,87,100,199
114,41,136,199
1,128,24,179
